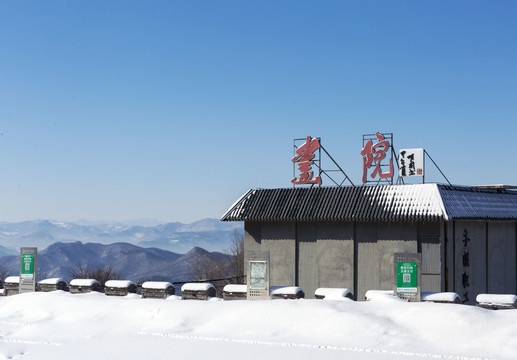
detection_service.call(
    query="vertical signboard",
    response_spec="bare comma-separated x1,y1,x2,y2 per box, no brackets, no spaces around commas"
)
399,149,424,178
19,247,37,294
394,253,421,302
246,251,270,300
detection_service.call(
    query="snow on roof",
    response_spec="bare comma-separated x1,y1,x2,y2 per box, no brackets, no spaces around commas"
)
270,286,303,296
105,280,135,288
315,288,352,300
70,279,100,287
422,292,461,303
5,276,20,284
181,283,215,292
222,184,448,222
38,278,66,285
142,281,173,290
476,294,517,306
223,184,517,222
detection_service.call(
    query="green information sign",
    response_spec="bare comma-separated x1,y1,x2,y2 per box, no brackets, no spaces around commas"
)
20,254,35,279
396,261,417,293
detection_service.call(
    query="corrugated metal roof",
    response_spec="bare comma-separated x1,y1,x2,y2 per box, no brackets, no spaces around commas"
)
221,184,517,222
222,184,447,222
438,185,517,220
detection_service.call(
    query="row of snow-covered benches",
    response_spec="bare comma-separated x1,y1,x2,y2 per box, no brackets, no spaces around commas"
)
365,290,517,309
2,276,516,308
0,276,215,300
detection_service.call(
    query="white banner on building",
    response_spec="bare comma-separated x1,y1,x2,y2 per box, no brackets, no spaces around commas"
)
399,149,424,177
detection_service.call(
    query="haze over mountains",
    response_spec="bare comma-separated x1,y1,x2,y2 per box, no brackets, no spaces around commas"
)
0,218,242,282
0,218,242,254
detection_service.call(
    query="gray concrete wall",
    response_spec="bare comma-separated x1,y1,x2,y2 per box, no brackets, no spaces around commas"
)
297,222,317,298
316,223,354,295
296,222,354,299
487,221,516,294
418,222,442,292
356,222,417,301
256,222,296,287
444,222,454,293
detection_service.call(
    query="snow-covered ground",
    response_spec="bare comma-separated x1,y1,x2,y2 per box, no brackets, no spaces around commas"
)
1,291,516,360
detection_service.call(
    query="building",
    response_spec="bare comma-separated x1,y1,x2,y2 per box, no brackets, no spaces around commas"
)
222,184,517,303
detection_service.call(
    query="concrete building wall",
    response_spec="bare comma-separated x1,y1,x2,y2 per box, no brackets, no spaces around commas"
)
418,222,442,292
245,219,516,303
356,222,417,301
444,222,454,293
296,222,354,299
261,222,296,287
243,222,297,286
297,223,317,298
487,221,516,294
316,223,354,294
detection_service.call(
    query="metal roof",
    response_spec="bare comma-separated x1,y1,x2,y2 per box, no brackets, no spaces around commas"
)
221,184,517,222
438,185,517,220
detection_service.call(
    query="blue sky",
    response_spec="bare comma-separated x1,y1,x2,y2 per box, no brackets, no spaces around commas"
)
0,1,516,223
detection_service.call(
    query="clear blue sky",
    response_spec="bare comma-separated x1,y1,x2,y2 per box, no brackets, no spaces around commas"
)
1,1,516,223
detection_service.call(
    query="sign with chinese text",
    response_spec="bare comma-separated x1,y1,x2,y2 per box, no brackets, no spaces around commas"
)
399,148,424,177
246,251,270,300
249,262,267,290
292,136,322,186
361,132,394,184
461,229,470,303
394,252,421,302
396,262,417,293
19,247,37,294
21,254,35,279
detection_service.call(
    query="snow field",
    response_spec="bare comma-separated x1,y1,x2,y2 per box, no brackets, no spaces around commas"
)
1,291,516,359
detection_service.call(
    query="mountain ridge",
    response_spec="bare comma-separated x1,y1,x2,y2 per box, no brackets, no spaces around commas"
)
0,241,230,283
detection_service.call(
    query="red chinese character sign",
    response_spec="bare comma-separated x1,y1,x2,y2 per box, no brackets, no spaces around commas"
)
361,132,394,184
292,136,322,185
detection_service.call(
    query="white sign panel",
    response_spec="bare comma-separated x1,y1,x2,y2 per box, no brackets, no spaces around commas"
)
399,149,424,177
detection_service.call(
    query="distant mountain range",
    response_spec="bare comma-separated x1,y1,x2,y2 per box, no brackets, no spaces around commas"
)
0,218,243,254
0,241,230,283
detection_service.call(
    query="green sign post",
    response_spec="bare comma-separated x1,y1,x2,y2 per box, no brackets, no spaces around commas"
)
21,254,35,279
19,247,38,293
394,253,421,302
396,261,417,293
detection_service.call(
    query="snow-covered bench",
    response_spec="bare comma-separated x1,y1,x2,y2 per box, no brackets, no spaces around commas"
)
315,288,353,300
181,283,216,300
37,278,68,292
104,280,137,296
141,281,175,299
270,286,305,300
223,284,247,300
3,276,20,296
476,294,517,310
364,290,394,301
69,279,101,294
422,292,461,304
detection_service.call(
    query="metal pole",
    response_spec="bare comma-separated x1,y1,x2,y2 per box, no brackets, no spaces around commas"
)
424,150,452,186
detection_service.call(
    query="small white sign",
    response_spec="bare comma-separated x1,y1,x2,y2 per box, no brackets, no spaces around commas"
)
399,149,424,177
